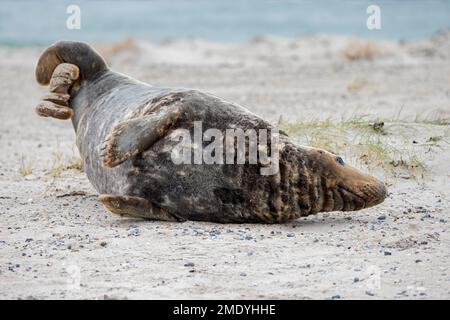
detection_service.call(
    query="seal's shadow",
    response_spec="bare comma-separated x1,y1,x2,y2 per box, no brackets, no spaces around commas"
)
111,213,356,231
284,215,355,228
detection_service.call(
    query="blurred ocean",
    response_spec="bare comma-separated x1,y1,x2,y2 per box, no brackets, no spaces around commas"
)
1,0,449,46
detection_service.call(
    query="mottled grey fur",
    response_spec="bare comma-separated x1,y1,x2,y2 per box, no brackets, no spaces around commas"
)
36,41,387,223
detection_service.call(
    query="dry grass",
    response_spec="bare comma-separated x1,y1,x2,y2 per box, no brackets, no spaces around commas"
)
19,156,33,177
279,116,449,180
343,41,383,61
95,37,137,62
45,152,83,178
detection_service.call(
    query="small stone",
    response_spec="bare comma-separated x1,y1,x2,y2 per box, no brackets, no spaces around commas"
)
128,228,140,237
25,238,33,242
184,262,195,267
240,272,247,277
365,291,375,296
353,277,360,283
100,241,107,247
384,251,392,256
415,259,422,263
331,295,341,300
377,214,386,220
286,233,295,237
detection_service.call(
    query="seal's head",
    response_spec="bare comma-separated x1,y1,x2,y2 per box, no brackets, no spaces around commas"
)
306,147,387,212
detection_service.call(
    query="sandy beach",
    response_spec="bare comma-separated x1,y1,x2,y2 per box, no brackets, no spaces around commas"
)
0,34,449,299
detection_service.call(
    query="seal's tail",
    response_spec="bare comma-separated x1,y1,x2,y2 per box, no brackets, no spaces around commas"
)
35,41,108,85
35,41,107,120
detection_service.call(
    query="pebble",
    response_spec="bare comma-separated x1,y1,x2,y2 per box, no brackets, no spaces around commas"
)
353,277,360,283
331,295,341,300
286,233,295,237
100,241,107,247
184,262,195,267
384,251,392,256
377,214,386,220
128,228,140,237
209,230,221,237
365,291,375,296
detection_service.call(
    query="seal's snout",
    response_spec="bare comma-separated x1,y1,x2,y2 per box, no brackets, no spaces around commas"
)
310,148,387,213
336,167,388,211
360,180,388,208
337,170,388,211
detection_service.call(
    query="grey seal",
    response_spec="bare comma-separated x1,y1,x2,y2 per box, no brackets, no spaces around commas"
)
35,41,387,223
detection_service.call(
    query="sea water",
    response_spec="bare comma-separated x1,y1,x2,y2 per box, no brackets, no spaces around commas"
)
0,0,449,46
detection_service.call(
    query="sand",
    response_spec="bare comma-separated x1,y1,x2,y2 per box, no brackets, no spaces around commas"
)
0,34,449,299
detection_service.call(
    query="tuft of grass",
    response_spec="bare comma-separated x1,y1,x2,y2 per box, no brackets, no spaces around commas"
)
413,117,450,126
95,37,137,62
427,119,450,126
278,116,442,180
343,41,382,61
46,152,83,178
19,156,33,177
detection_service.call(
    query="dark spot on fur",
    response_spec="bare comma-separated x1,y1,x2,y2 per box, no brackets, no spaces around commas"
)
214,188,245,205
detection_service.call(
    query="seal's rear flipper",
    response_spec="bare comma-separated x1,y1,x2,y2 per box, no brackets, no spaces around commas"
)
35,63,80,120
35,41,108,120
36,41,107,86
101,104,183,167
98,194,183,221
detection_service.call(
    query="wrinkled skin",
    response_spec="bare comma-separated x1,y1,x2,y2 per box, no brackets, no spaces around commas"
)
35,41,387,223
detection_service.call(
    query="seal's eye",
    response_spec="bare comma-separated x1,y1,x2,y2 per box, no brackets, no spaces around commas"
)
336,156,345,165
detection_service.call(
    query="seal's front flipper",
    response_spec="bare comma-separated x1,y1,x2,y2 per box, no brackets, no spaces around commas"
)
98,194,183,221
101,104,183,167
